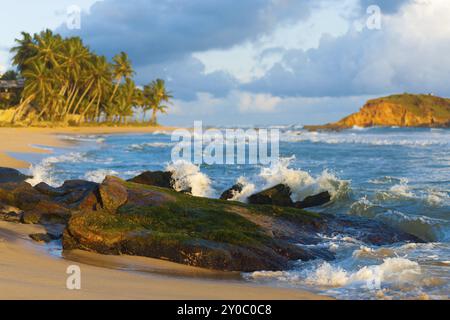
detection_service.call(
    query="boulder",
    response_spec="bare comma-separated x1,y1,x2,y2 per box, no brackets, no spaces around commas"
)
0,181,48,210
127,171,173,189
0,203,23,223
34,180,101,211
220,183,244,201
248,184,294,207
295,191,332,209
0,167,32,183
98,176,128,212
22,200,71,224
29,232,61,243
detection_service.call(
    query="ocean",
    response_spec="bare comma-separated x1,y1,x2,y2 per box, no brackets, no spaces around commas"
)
21,126,450,300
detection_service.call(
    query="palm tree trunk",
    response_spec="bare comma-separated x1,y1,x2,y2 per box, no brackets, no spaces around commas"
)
95,93,102,123
72,80,94,115
78,93,98,124
108,77,121,104
11,95,35,124
63,86,79,118
150,108,157,126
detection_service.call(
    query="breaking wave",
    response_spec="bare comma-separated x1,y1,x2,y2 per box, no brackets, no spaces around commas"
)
165,160,213,198
350,197,450,242
84,169,119,183
127,142,173,151
229,157,350,203
27,152,89,187
281,130,450,147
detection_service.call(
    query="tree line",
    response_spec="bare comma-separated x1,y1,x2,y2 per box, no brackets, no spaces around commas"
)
5,29,172,125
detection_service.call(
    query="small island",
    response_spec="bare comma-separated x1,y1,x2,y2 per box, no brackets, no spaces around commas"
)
305,93,450,131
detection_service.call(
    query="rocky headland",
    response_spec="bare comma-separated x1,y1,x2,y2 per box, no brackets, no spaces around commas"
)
305,94,450,131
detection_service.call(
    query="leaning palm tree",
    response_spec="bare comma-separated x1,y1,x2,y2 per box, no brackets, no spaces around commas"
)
109,52,134,104
18,60,54,121
144,79,172,126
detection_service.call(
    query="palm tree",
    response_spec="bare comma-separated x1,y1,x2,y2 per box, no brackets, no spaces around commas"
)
57,37,92,120
109,52,134,104
10,32,37,72
28,29,63,69
114,78,141,124
144,79,172,126
20,61,54,121
78,56,112,123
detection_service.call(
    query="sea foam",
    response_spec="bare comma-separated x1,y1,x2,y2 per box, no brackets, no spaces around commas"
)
229,157,350,203
165,160,212,198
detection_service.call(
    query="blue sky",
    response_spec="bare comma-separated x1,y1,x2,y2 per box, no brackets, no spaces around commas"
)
1,0,449,126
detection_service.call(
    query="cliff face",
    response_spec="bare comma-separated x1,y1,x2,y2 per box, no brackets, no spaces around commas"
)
306,94,450,131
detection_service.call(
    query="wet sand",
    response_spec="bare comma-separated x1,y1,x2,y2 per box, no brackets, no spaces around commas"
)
0,221,329,300
0,126,179,168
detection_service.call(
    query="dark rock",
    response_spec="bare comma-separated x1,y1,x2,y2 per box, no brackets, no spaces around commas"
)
35,180,100,210
22,200,71,224
248,184,294,207
34,182,65,197
220,183,244,200
0,203,23,223
29,232,61,243
0,167,32,183
0,181,48,211
98,176,128,212
295,191,332,209
127,171,173,189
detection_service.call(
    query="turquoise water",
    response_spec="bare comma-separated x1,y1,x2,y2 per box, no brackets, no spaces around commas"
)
24,126,450,299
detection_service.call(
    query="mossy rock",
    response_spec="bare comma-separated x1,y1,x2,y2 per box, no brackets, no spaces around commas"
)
63,178,330,271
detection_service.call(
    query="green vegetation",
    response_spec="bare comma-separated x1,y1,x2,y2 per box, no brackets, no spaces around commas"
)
75,181,320,247
4,30,173,125
368,93,450,118
0,70,18,80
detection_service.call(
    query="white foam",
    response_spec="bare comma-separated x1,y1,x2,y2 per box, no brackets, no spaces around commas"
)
127,142,173,150
305,258,421,288
84,169,119,183
26,152,87,187
165,160,212,198
229,177,256,202
281,130,450,147
258,157,350,202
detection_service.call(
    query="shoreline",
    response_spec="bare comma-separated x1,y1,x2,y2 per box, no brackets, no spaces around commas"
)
0,126,179,169
0,126,329,300
0,221,329,300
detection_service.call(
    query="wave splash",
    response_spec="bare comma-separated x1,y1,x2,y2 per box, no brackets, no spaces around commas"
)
230,157,350,203
165,160,213,198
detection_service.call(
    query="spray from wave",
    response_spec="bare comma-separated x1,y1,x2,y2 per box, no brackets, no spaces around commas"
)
165,160,212,198
26,152,88,187
229,157,350,203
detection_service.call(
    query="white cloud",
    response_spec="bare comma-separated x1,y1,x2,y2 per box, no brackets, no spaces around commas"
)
246,0,450,97
238,92,282,113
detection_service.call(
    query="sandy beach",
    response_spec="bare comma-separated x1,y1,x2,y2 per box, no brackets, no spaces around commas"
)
0,126,179,168
0,221,328,300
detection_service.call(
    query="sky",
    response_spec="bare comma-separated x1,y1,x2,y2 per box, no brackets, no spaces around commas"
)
0,0,449,126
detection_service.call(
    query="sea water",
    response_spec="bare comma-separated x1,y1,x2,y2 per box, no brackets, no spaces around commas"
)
24,126,450,299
